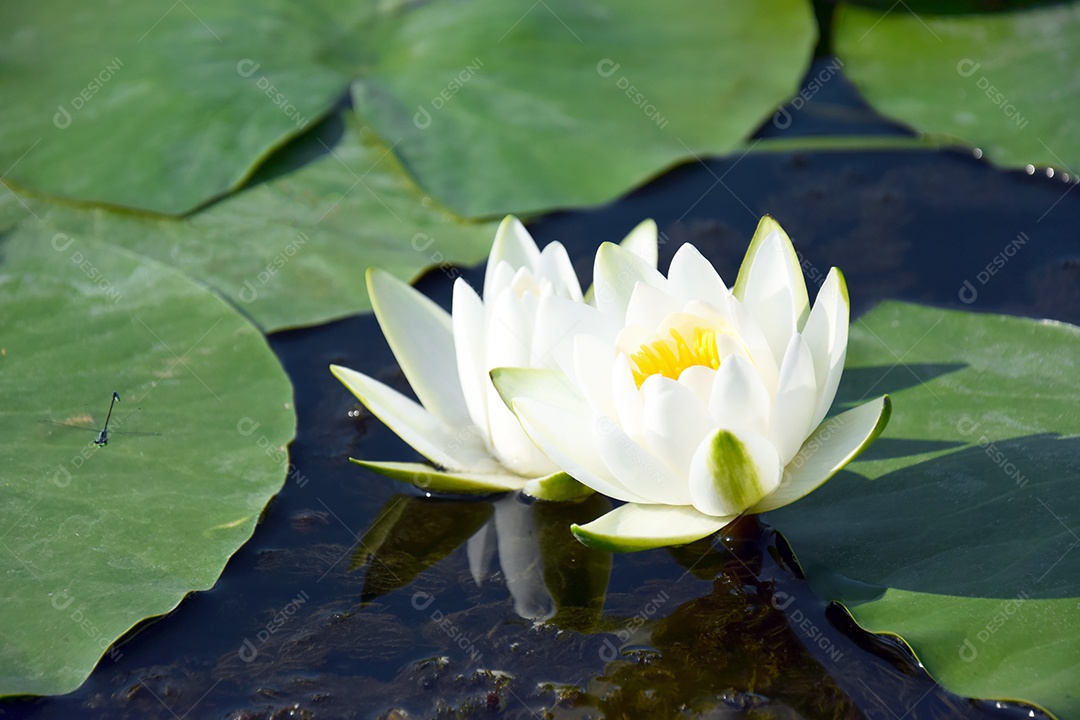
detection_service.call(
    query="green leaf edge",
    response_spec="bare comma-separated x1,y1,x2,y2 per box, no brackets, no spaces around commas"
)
351,459,526,494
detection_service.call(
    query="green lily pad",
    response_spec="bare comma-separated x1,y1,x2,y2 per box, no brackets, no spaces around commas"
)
0,189,30,234
770,302,1080,718
0,226,294,696
353,0,815,218
15,113,497,332
834,2,1080,174
0,0,362,214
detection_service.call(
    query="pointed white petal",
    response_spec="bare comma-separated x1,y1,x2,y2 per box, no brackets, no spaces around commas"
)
574,334,619,418
625,282,681,332
534,294,612,376
367,268,471,429
611,354,646,440
487,393,559,477
802,268,850,428
594,409,693,504
641,376,709,486
593,242,667,321
709,355,771,439
753,395,891,513
483,290,556,475
770,334,819,465
484,216,541,302
688,428,782,517
727,299,780,395
486,287,533,369
511,398,650,503
452,278,490,436
351,460,525,493
537,240,584,302
667,243,731,309
487,261,516,305
583,220,659,304
731,217,810,366
571,503,734,552
490,367,583,413
332,365,496,471
619,219,659,269
677,364,715,405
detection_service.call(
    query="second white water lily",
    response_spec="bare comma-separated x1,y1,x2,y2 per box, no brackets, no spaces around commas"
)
332,216,657,498
493,216,891,550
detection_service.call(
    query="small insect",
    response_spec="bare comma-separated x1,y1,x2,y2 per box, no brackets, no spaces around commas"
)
48,392,159,446
93,391,120,446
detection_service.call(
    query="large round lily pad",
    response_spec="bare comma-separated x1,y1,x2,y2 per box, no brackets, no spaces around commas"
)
17,113,498,332
0,225,295,696
353,0,816,217
0,0,361,214
834,2,1080,174
771,301,1080,718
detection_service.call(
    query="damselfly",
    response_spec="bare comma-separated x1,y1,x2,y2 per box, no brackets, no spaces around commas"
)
46,392,160,446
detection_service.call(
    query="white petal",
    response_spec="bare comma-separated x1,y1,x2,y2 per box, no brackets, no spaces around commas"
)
483,290,555,474
574,334,619,418
688,428,782,517
367,268,471,429
619,218,659,269
332,365,497,472
753,395,891,513
537,241,584,302
571,503,733,552
770,334,819,465
511,398,650,503
802,268,850,428
727,299,780,395
487,287,533,369
709,355,772,439
641,376,709,485
452,278,490,436
490,367,583,413
678,365,715,405
534,294,613,376
594,410,692,504
592,242,667,322
625,282,681,331
484,216,541,303
487,392,559,477
667,243,731,309
731,217,810,367
486,261,516,305
611,354,646,441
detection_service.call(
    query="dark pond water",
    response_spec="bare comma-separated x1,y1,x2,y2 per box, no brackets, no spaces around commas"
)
1,58,1076,720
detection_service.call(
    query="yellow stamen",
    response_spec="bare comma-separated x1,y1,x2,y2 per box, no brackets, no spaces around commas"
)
629,327,721,387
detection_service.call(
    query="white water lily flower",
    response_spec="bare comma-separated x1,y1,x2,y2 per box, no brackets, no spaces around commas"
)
492,216,891,551
331,215,658,498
